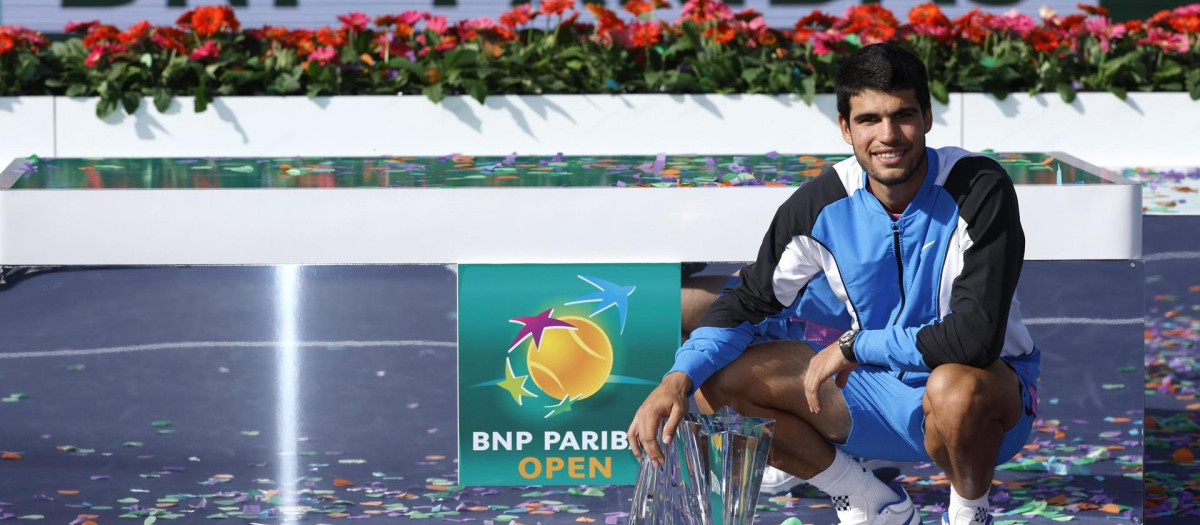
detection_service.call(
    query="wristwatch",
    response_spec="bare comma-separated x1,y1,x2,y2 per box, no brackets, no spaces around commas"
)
837,329,860,362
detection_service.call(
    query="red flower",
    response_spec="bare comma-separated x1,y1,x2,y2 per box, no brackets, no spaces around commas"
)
1169,14,1200,33
624,0,653,18
1077,3,1109,17
264,26,289,41
1123,19,1144,34
64,20,99,34
1028,27,1060,53
858,23,896,44
840,5,898,34
151,27,187,54
630,20,661,48
398,11,425,26
316,27,347,47
908,3,950,28
539,0,574,18
434,35,458,52
394,22,414,39
1148,9,1172,30
188,39,221,60
185,6,238,37
586,3,625,37
374,15,398,28
337,11,371,32
500,4,534,28
82,24,120,49
118,20,151,44
734,8,762,22
951,8,991,44
0,34,13,56
679,0,732,24
792,10,835,43
702,21,736,44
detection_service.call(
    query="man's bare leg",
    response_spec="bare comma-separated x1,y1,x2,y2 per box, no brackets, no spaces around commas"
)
922,360,1022,522
694,341,849,477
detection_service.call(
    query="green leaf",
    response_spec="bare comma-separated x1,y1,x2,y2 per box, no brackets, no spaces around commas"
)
930,79,949,105
1055,82,1076,104
800,75,816,106
153,88,172,112
140,53,153,67
122,92,141,115
466,81,488,104
1108,85,1128,100
193,88,210,113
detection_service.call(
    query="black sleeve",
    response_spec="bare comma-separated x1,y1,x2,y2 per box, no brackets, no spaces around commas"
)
697,168,847,329
915,158,1025,368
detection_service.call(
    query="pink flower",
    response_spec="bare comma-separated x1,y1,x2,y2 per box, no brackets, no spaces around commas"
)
1084,16,1126,52
1173,5,1200,17
307,45,337,65
398,11,425,26
83,42,127,67
188,40,221,61
337,11,371,32
462,17,498,31
64,20,99,34
811,30,843,56
1138,26,1189,53
988,9,1036,38
425,14,448,34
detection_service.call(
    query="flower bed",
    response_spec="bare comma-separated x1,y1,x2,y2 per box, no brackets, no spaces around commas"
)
0,2,1198,119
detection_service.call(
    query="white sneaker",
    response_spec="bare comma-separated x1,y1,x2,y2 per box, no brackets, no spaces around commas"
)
759,466,804,495
832,482,921,525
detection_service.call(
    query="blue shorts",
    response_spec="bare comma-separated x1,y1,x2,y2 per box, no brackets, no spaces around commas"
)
833,348,1041,463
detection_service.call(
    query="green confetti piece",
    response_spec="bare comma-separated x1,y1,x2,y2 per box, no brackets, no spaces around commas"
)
124,442,144,447
118,497,140,504
145,516,158,525
286,169,302,176
781,519,805,525
205,513,227,519
2,393,29,402
337,459,366,464
581,487,605,497
1116,365,1136,372
156,429,175,435
225,165,255,173
494,516,518,522
240,430,260,436
567,508,589,514
17,516,44,520
67,364,86,371
1102,384,1125,390
151,421,172,428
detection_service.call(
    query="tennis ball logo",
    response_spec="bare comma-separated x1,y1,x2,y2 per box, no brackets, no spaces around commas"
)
526,316,613,401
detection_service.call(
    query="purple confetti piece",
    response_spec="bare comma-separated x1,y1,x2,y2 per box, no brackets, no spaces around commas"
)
503,152,517,164
552,152,564,163
616,181,626,188
765,151,779,159
653,153,666,173
243,504,261,515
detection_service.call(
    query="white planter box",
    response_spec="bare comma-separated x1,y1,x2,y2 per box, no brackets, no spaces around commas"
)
0,97,55,162
961,92,1200,168
52,94,961,159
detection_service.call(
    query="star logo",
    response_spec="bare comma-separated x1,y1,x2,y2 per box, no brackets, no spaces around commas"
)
544,394,581,419
508,308,576,353
496,357,538,406
564,275,636,334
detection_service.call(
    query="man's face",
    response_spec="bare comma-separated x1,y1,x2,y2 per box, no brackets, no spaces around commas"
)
838,88,933,187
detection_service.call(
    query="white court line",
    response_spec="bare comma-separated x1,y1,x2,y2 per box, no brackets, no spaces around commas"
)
1024,317,1144,326
0,340,458,359
1144,251,1200,261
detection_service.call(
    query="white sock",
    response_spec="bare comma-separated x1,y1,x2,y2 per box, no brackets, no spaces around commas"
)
802,449,896,513
948,485,990,524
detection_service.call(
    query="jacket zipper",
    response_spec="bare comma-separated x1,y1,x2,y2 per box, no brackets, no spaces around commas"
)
892,221,907,381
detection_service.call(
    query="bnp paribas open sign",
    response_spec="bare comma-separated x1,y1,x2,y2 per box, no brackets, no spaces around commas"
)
457,264,679,486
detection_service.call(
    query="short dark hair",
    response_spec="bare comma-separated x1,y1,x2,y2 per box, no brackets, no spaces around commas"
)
834,43,931,121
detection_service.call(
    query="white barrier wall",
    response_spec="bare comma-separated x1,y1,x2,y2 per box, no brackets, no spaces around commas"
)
1,93,1194,167
0,97,55,163
50,94,957,158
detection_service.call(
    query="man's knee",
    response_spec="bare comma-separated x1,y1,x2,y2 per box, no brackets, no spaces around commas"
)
923,364,999,422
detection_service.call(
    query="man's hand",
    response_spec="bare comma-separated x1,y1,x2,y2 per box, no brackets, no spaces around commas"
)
803,342,858,414
626,371,692,467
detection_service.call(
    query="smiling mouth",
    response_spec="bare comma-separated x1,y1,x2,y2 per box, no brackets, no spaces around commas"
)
873,149,906,158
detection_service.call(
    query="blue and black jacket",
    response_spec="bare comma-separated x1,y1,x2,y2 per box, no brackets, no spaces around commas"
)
670,147,1036,392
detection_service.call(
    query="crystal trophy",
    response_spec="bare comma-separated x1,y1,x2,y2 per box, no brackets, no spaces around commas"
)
629,406,775,525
